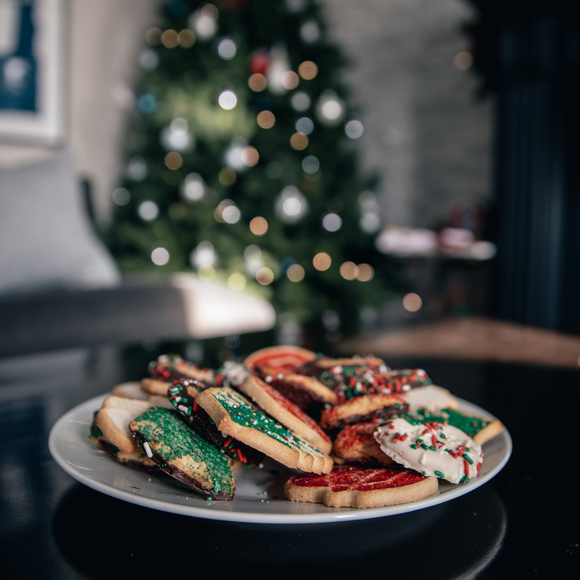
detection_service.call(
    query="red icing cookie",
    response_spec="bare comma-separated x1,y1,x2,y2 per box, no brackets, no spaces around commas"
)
244,345,317,376
284,465,438,508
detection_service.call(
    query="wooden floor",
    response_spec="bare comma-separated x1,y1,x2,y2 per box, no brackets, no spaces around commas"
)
339,317,580,369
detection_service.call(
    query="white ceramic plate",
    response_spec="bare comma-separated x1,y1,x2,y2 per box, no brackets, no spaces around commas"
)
49,394,511,524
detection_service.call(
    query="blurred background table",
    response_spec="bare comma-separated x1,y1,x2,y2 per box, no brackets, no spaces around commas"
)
1,321,578,578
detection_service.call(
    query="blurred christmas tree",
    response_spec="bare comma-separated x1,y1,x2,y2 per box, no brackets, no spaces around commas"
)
107,0,397,338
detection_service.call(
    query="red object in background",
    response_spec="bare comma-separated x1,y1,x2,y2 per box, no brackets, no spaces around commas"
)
250,50,270,75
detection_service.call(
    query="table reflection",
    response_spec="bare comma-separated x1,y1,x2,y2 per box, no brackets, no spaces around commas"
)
52,482,506,579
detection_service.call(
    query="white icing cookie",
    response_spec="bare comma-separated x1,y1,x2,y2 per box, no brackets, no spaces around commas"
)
374,418,483,484
399,385,458,413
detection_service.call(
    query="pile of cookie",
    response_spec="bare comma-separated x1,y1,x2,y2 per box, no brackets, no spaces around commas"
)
90,346,503,509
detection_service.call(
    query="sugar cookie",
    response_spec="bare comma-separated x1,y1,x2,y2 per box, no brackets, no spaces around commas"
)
284,465,438,508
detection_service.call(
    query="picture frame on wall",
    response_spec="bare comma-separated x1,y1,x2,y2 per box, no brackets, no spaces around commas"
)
0,0,65,145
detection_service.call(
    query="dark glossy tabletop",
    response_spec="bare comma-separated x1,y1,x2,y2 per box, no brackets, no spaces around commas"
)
0,341,578,579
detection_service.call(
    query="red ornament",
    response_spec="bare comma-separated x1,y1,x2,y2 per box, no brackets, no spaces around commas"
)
250,50,269,75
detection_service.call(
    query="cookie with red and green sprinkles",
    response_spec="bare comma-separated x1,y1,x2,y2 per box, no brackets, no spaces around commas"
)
315,364,431,402
319,393,409,431
374,418,483,484
168,379,264,466
130,407,235,500
284,465,438,509
195,386,333,474
401,407,503,446
142,354,215,396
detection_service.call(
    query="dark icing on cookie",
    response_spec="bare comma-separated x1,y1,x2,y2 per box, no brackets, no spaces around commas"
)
168,380,263,466
149,354,214,385
319,367,432,401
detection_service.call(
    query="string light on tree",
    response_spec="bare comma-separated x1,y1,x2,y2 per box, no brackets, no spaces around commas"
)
151,247,170,266
313,252,331,271
250,216,268,236
218,38,236,60
275,186,308,223
287,264,305,282
219,90,237,110
181,173,205,201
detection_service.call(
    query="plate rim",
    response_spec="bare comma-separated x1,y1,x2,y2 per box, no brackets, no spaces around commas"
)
49,393,512,525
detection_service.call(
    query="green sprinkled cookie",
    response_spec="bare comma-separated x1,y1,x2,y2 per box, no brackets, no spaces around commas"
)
196,386,333,474
130,407,235,500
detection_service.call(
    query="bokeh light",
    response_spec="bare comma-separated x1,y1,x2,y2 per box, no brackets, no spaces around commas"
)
355,263,374,282
139,49,159,71
126,156,147,180
112,188,130,206
298,61,318,80
345,119,364,139
287,264,305,282
137,93,157,114
151,247,170,266
313,252,331,271
322,213,342,232
256,267,274,285
191,241,216,268
228,272,246,291
248,73,267,92
190,4,218,40
177,29,196,48
219,167,237,186
290,132,308,150
291,92,311,111
218,38,237,60
300,20,320,43
302,155,319,174
181,173,205,201
403,293,422,312
214,200,241,224
453,51,474,71
276,186,308,223
164,151,183,170
257,110,276,129
218,90,237,110
295,117,314,135
281,70,300,90
340,261,357,280
138,200,159,221
161,29,179,48
145,28,162,46
222,205,241,224
317,90,344,126
201,3,219,19
160,117,194,152
241,146,259,167
250,216,268,236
